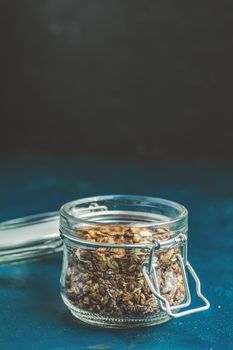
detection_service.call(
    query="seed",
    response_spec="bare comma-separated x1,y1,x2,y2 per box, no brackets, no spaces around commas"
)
133,234,141,243
128,264,137,272
93,283,99,291
65,225,185,317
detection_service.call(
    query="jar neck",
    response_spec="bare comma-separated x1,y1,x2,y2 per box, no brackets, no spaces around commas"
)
59,195,188,248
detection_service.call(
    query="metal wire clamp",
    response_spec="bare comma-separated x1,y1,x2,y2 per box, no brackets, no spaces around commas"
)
142,234,210,318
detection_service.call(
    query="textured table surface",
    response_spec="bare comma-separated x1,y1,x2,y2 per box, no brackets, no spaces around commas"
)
0,156,232,350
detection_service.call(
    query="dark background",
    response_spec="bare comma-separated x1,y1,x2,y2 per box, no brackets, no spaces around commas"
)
1,0,233,163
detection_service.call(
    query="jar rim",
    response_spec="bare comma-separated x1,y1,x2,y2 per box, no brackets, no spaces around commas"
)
60,194,188,225
59,195,188,247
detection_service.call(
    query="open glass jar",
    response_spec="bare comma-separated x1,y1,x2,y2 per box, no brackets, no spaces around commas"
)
60,195,209,328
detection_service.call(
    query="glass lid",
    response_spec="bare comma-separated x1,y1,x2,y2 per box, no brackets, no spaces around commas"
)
0,212,62,265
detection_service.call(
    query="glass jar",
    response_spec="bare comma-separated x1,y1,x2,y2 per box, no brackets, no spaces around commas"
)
60,195,209,328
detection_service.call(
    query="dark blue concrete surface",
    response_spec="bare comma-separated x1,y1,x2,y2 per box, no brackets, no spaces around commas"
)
0,156,232,350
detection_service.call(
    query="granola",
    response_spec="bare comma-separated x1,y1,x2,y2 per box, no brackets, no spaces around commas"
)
64,225,185,317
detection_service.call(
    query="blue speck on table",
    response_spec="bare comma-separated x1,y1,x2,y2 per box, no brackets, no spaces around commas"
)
0,156,232,350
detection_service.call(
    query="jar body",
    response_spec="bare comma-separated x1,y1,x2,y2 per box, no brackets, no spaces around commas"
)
60,195,189,328
60,239,185,328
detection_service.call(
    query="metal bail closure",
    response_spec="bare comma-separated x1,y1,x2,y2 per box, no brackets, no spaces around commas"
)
142,234,210,318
